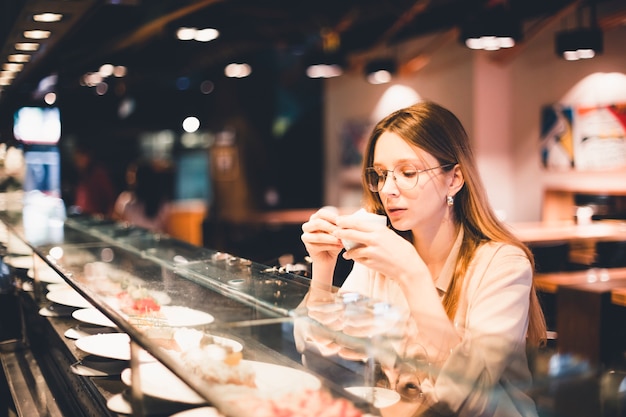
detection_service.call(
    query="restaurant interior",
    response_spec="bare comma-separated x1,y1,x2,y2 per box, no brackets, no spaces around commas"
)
0,0,626,416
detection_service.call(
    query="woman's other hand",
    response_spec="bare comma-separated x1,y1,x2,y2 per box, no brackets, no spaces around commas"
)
334,213,424,283
301,206,344,265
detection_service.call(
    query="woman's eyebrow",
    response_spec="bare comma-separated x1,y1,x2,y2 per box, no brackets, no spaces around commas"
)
372,159,421,166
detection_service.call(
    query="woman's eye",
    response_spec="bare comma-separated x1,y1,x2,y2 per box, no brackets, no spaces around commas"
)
399,167,418,178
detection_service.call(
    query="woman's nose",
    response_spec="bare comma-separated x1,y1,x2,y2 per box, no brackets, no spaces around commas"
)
379,173,400,195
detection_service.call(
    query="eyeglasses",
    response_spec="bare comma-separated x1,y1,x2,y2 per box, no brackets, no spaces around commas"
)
364,163,455,192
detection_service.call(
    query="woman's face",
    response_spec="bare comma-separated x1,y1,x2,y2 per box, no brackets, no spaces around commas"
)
372,131,453,234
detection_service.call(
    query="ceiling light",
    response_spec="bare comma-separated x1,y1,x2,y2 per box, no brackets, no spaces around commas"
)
555,28,603,60
305,51,344,79
24,30,51,40
0,71,17,79
224,63,251,78
460,5,522,51
177,27,196,40
365,59,396,85
554,2,603,61
113,66,127,77
15,42,40,51
8,54,31,63
33,13,63,22
99,64,114,77
306,63,343,79
194,28,219,42
3,63,24,72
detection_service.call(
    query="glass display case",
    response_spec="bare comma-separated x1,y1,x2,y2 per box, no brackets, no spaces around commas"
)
0,203,406,417
0,193,621,417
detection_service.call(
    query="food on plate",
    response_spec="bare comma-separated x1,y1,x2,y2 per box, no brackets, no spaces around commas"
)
179,331,253,386
117,286,161,315
230,389,364,417
180,346,253,387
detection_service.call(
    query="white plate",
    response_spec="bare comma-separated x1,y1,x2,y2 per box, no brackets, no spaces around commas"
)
75,333,156,362
46,282,71,292
170,407,221,417
106,393,132,415
121,363,205,405
126,306,215,328
344,386,400,409
5,255,33,270
72,308,117,328
6,240,32,255
46,288,93,308
28,267,65,284
122,360,321,404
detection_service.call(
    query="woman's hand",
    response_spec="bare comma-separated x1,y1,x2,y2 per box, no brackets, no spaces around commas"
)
334,213,425,284
301,206,344,266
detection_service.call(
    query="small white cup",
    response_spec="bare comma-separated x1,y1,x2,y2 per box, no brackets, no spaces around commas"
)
341,208,387,250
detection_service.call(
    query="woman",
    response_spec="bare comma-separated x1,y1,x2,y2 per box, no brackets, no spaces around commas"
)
300,101,546,416
114,160,174,234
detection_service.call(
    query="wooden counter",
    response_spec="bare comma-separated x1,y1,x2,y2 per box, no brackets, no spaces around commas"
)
556,280,626,367
531,267,626,368
508,220,626,246
534,267,626,294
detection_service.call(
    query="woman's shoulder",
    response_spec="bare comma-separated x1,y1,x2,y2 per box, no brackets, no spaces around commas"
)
474,240,531,270
479,240,527,257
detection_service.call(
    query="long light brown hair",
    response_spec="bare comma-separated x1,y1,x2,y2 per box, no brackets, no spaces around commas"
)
360,101,546,347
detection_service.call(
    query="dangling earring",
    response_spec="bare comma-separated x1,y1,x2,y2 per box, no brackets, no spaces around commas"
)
446,195,454,207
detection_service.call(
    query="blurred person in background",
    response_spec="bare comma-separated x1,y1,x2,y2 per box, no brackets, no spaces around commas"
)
113,159,174,234
70,141,117,217
299,101,546,417
0,143,25,192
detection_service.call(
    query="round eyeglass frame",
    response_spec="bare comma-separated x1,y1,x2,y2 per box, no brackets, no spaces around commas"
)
364,163,456,192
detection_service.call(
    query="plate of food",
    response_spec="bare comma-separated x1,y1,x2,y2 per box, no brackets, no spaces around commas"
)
75,332,156,362
170,328,243,353
122,360,321,404
46,287,93,308
72,307,118,328
124,306,215,328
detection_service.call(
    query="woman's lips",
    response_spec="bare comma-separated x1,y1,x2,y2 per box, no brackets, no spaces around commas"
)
386,207,406,218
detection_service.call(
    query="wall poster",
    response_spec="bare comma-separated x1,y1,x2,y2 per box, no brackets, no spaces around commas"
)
541,103,626,171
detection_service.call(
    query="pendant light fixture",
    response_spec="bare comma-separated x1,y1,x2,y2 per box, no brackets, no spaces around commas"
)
555,1,603,61
460,2,522,51
364,58,397,85
305,28,344,79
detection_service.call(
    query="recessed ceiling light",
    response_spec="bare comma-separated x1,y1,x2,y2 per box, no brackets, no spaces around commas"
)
24,30,51,40
194,28,219,42
8,54,31,63
3,63,24,72
15,42,40,51
33,13,63,22
177,27,196,41
224,63,251,78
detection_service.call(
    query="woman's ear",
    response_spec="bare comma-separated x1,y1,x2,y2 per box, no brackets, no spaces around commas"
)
448,164,464,197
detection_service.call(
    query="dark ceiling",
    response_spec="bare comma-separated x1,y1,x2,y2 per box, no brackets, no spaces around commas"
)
1,0,625,114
